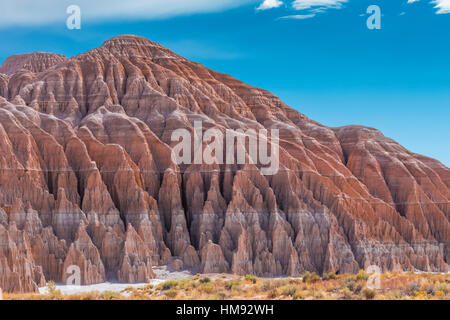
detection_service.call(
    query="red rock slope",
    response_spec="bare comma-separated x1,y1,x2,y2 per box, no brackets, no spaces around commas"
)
0,35,448,292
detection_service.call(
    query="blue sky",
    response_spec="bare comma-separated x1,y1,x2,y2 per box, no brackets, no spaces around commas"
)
0,0,449,166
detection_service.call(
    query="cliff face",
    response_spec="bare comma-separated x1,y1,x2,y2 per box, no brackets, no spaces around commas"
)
0,35,448,292
0,52,66,76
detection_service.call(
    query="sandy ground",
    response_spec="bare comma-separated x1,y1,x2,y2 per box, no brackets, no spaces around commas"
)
38,266,194,295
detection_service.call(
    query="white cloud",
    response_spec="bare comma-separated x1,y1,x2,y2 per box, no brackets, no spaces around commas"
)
433,0,450,13
0,0,255,28
257,0,283,10
277,14,316,19
407,0,450,14
275,0,346,20
292,0,347,11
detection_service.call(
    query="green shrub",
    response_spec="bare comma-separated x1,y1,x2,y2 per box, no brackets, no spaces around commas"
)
159,280,179,290
244,274,258,284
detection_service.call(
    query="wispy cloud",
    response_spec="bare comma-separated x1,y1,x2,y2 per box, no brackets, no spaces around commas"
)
283,0,347,19
277,14,316,19
292,0,347,11
257,0,283,10
407,0,450,14
0,0,254,28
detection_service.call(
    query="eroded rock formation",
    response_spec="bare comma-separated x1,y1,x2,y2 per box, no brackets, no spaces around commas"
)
0,35,448,292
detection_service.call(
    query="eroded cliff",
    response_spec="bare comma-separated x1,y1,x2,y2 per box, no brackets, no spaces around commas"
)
0,35,448,292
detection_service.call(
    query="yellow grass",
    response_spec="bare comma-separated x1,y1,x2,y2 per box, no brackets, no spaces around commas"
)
3,272,450,300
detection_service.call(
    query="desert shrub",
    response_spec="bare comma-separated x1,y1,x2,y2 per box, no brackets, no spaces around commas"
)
159,280,179,290
101,291,123,300
47,281,57,294
259,279,287,292
435,290,445,297
122,286,135,293
362,288,376,300
267,289,278,299
342,278,363,294
435,283,448,295
302,272,320,283
66,291,102,300
225,280,240,291
340,288,354,300
138,286,153,296
177,278,194,290
244,274,258,284
280,284,297,297
293,290,304,300
164,290,178,299
356,270,369,281
424,285,435,296
413,290,428,300
260,280,275,292
199,282,215,294
407,282,421,296
211,291,227,300
322,272,336,281
199,277,211,284
388,289,402,299
47,281,62,299
313,290,325,299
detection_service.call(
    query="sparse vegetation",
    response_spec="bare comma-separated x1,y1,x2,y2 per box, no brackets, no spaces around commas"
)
158,279,179,290
322,272,336,280
3,272,450,300
302,271,321,283
244,274,258,284
199,277,211,284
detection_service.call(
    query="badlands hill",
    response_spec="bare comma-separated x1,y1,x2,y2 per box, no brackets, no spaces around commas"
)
0,35,448,293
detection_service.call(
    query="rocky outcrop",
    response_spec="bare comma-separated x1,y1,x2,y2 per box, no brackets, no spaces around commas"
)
0,52,66,75
117,225,155,283
0,35,448,292
0,223,46,293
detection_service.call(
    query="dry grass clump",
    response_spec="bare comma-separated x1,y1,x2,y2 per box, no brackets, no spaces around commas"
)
3,272,450,300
